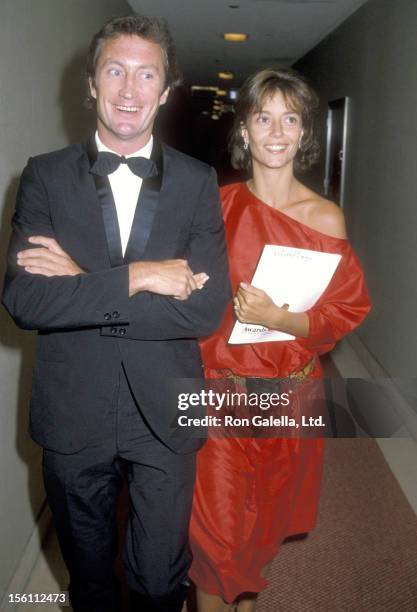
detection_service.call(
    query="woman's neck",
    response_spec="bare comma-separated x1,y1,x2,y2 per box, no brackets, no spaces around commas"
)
248,163,300,210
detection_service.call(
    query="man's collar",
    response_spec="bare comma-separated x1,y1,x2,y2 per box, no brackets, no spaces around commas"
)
94,132,153,160
86,135,163,193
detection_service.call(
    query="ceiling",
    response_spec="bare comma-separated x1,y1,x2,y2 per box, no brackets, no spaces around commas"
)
127,0,367,88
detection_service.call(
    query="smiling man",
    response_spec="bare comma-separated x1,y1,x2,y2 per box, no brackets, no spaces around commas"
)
90,33,170,154
2,15,230,612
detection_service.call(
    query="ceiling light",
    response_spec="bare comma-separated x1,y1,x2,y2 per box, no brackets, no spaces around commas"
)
211,114,220,120
218,71,234,80
217,89,227,96
191,85,219,92
223,33,247,42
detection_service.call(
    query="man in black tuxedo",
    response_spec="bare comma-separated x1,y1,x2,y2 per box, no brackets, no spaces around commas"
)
2,15,230,612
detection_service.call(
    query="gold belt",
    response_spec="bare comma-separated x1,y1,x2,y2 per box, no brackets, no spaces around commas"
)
288,357,316,381
224,358,316,386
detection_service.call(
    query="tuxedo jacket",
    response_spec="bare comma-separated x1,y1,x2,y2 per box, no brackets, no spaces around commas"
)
2,138,230,454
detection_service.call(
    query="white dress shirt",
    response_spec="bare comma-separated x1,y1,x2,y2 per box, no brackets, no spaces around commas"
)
95,133,153,256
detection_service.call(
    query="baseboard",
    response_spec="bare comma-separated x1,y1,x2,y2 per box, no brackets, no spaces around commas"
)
376,438,417,515
330,333,417,515
0,501,52,611
332,334,417,441
331,333,387,378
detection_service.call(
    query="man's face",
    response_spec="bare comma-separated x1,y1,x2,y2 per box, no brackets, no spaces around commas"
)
89,34,169,154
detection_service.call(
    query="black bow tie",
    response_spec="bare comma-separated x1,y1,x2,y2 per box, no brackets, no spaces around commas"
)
90,151,158,179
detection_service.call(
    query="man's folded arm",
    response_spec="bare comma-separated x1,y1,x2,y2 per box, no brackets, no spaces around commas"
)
2,159,133,330
2,160,230,337
112,167,230,339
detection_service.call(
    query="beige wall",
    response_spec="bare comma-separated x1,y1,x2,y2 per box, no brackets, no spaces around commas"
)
295,0,417,377
0,0,130,602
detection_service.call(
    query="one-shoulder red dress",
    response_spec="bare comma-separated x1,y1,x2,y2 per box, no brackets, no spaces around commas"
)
189,183,371,603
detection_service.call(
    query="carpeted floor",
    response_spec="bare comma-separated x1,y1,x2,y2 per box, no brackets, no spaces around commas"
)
184,357,417,610
184,440,417,612
249,438,417,612
185,439,417,611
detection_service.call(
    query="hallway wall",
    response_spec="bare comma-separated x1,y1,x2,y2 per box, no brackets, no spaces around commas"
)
294,0,417,378
0,0,130,603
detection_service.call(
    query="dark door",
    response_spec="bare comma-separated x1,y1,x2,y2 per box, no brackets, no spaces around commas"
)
324,98,349,207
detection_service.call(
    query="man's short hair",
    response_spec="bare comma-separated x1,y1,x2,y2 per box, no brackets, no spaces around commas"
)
85,14,182,107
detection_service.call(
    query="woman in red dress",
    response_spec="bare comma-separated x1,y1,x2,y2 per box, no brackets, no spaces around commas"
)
189,68,371,612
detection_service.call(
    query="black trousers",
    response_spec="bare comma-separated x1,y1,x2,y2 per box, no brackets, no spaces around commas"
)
42,368,196,612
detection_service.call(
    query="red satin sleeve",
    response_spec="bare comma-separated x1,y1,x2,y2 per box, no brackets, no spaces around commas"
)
302,241,372,354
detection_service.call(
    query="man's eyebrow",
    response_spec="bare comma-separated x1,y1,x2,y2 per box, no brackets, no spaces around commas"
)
102,58,160,71
102,58,123,65
136,63,161,72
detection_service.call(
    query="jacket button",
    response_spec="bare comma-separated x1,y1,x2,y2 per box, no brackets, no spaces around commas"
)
111,327,118,334
104,313,111,320
119,328,126,336
112,311,120,319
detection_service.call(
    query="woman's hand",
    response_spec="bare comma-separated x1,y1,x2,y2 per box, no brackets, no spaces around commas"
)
234,283,281,328
234,282,309,337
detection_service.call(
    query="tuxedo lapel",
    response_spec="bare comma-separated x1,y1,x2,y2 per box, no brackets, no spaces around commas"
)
86,137,124,267
124,139,163,262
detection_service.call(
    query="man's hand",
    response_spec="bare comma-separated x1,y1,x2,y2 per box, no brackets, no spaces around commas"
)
17,236,84,276
129,260,209,299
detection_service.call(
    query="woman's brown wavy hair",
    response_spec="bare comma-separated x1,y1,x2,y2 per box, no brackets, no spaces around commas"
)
230,68,320,172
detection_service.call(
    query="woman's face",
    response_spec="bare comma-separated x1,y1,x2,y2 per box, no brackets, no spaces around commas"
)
241,90,303,172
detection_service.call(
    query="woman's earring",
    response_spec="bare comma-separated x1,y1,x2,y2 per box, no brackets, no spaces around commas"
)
243,140,249,151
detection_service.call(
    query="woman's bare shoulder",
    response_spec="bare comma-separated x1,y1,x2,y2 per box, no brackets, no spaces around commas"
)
296,187,347,239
